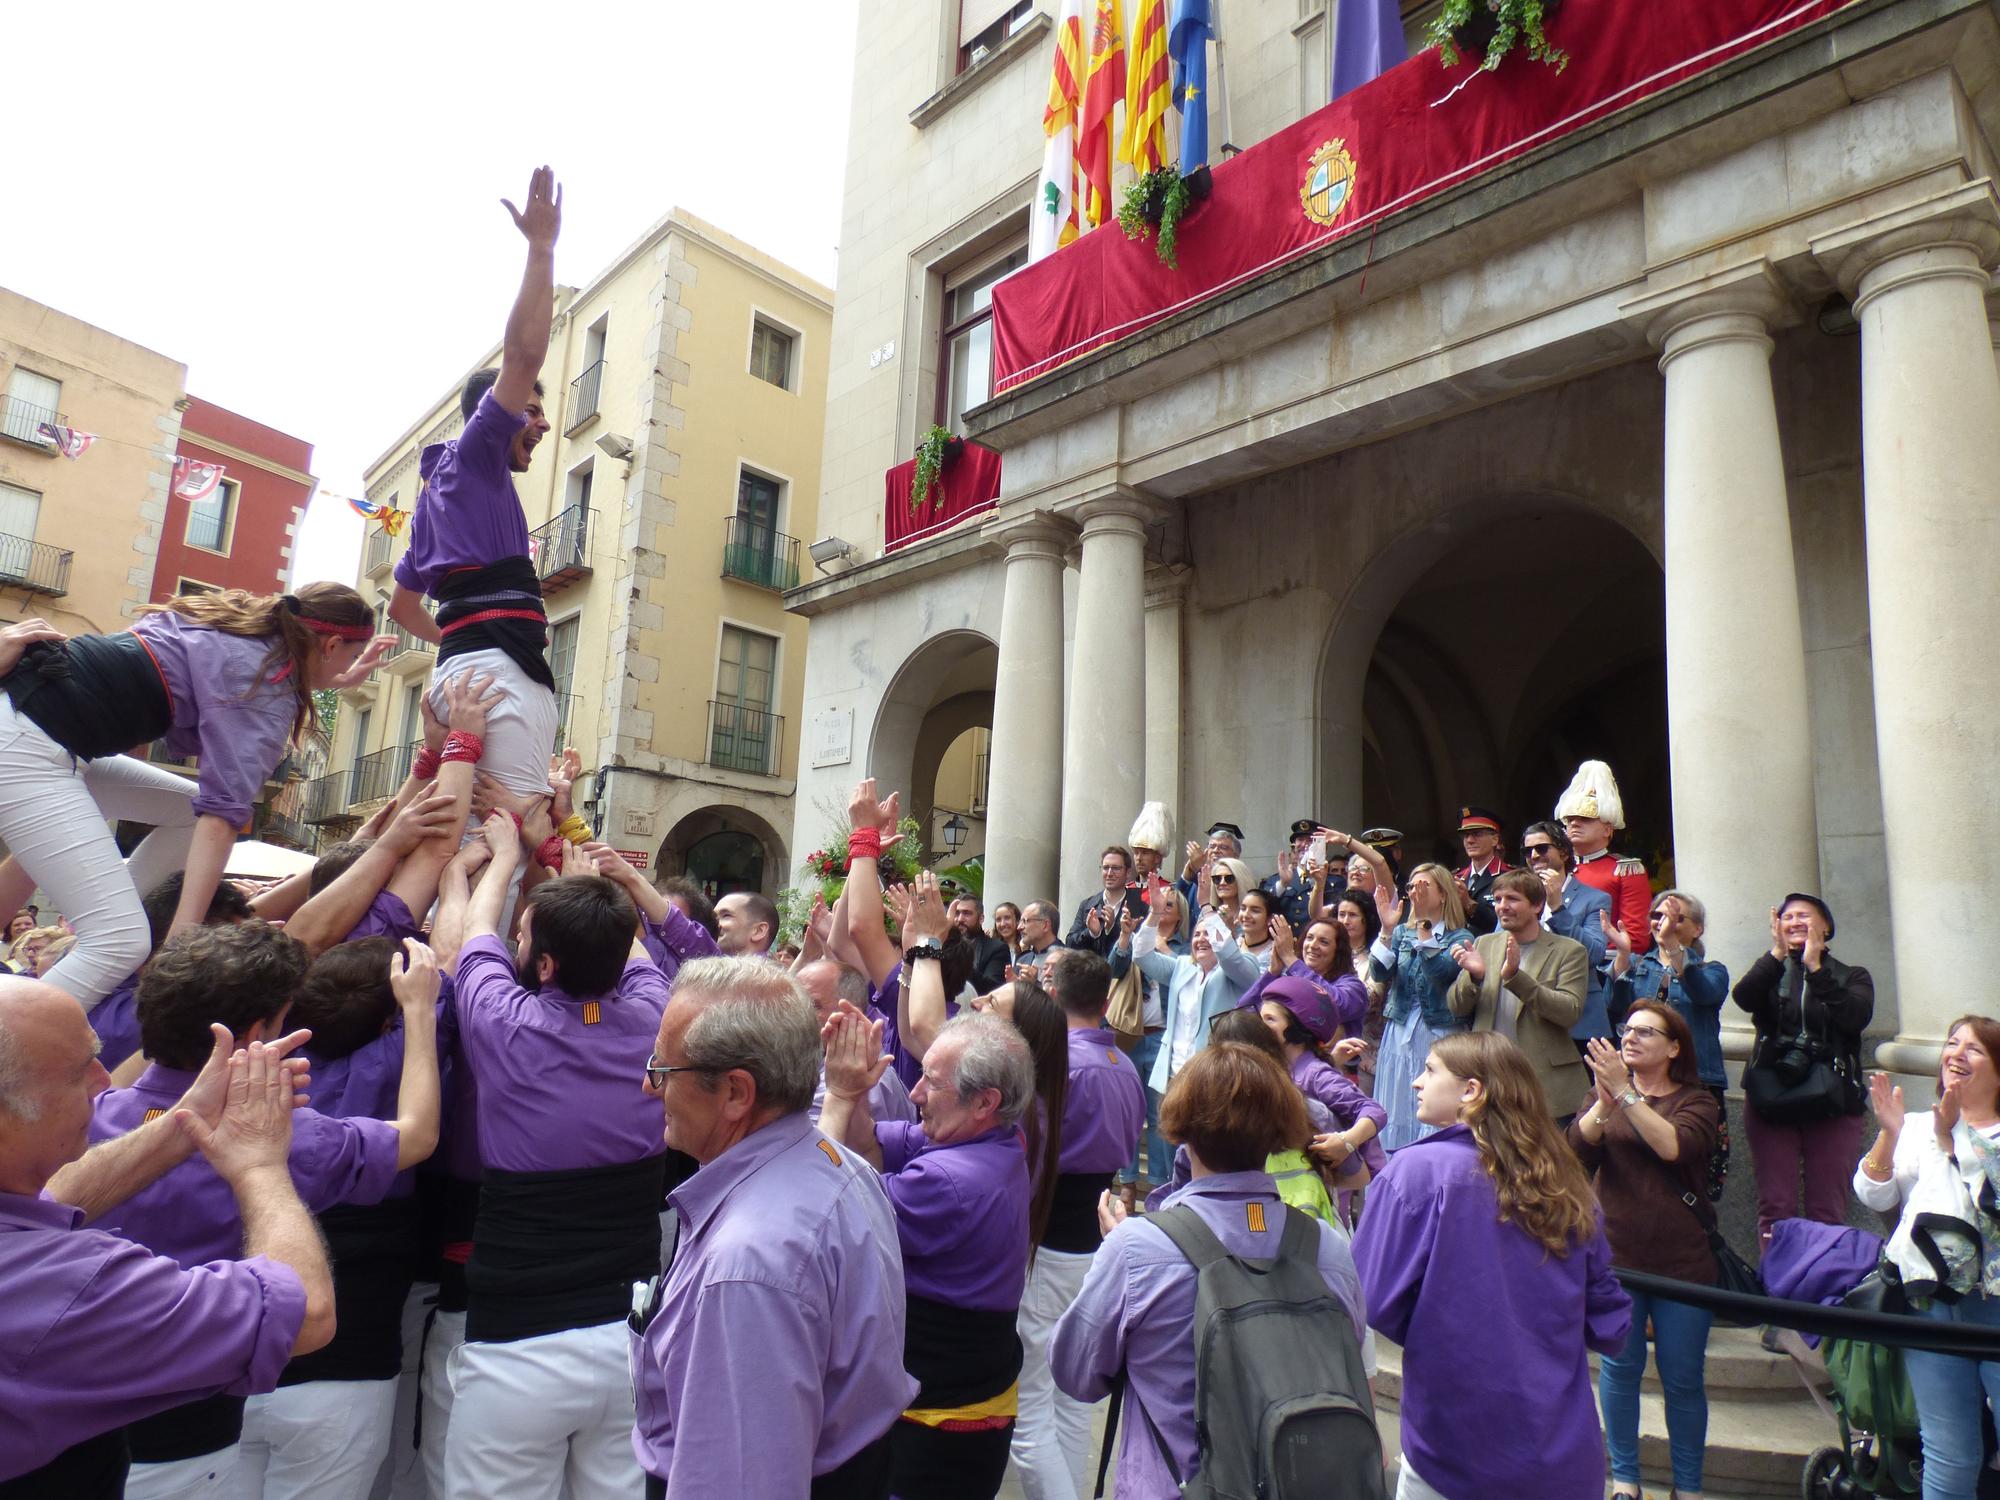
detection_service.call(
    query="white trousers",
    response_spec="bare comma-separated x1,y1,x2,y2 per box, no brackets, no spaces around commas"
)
124,1447,240,1500
417,1305,466,1500
1010,1247,1097,1500
1395,1456,1450,1499
368,1282,439,1500
425,649,558,799
0,698,196,1006
442,1321,638,1500
230,1378,396,1500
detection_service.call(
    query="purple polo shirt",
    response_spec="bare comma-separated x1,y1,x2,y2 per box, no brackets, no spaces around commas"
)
307,998,454,1200
392,391,531,597
87,969,143,1071
0,1192,304,1482
1291,1054,1389,1178
1351,1124,1630,1500
1059,1026,1147,1175
342,889,420,945
875,1121,1029,1312
454,933,670,1172
639,903,721,986
89,1065,401,1267
633,1113,917,1490
1050,1171,1366,1499
132,612,297,826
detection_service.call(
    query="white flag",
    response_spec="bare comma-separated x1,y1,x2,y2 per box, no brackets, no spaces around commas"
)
1030,0,1089,263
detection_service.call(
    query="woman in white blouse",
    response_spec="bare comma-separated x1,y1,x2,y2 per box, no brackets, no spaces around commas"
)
1853,1014,2000,1500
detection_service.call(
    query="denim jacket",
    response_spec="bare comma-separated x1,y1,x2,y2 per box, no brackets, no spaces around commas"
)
1610,951,1729,1088
1371,923,1473,1031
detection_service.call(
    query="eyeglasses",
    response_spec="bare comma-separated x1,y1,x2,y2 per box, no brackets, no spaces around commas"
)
1522,842,1559,858
1615,1023,1667,1042
643,1053,722,1090
1213,873,1237,885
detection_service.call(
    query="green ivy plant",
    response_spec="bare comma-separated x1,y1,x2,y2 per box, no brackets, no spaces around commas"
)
1428,0,1569,72
1117,167,1194,270
911,423,954,514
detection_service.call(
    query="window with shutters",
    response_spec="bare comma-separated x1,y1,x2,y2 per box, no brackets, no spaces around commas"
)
960,0,1033,71
2,368,60,447
748,317,797,391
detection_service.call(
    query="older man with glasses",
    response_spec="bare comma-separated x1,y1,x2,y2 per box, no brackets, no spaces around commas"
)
631,959,914,1499
1521,820,1615,1052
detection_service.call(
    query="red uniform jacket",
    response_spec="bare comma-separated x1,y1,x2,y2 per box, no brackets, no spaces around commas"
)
1572,851,1652,954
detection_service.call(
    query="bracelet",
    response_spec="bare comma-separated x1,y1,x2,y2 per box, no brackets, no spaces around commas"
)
557,813,591,845
847,828,882,861
440,730,484,765
534,834,566,872
904,940,943,965
411,747,442,781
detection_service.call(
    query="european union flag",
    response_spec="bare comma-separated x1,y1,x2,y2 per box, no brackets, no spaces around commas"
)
1169,0,1212,171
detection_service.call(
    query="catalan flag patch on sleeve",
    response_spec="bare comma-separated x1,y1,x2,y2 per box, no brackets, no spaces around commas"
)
143,1108,167,1124
1246,1202,1266,1234
581,1001,602,1025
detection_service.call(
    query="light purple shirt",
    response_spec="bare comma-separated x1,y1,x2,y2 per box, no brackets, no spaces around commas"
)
132,612,298,826
342,889,420,945
640,903,721,985
87,969,143,1071
1049,1171,1367,1500
392,391,531,597
1290,1053,1389,1177
1059,1026,1147,1175
454,933,670,1173
876,1121,1029,1311
1351,1123,1630,1500
1241,961,1369,1039
810,1059,918,1128
0,1192,305,1482
88,1065,400,1268
632,1112,917,1491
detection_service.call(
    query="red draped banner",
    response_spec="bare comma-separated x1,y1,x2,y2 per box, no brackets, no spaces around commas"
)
992,0,1853,394
884,441,1005,553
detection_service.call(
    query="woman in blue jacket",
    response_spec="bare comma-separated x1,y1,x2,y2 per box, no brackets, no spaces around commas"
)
1366,863,1473,1151
1118,886,1261,1099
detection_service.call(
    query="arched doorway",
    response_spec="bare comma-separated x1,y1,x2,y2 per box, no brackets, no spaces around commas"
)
683,831,765,901
1324,499,1668,871
656,804,788,899
869,630,997,863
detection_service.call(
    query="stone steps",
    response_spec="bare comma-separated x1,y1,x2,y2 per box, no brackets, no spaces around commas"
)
1372,1327,1840,1497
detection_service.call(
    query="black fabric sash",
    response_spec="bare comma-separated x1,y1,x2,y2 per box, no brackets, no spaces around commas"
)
125,1391,245,1464
418,1172,481,1313
466,1154,666,1343
281,1196,421,1385
433,558,554,691
1041,1172,1115,1254
0,633,172,760
902,1292,1022,1411
0,1428,128,1499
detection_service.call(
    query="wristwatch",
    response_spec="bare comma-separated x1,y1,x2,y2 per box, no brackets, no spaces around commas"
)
904,941,943,964
1617,1087,1644,1110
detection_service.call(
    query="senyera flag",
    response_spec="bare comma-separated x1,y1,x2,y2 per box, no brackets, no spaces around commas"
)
1032,0,1089,262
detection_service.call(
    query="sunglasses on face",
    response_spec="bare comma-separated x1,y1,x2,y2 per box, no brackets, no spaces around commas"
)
1213,873,1237,885
1523,842,1558,858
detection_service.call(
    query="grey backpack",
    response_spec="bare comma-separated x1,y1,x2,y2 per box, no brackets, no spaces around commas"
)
1107,1201,1385,1500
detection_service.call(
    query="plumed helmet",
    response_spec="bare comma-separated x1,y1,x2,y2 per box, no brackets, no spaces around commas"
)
1128,801,1173,854
1554,760,1626,830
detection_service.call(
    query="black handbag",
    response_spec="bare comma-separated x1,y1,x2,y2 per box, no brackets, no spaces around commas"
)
1743,966,1864,1124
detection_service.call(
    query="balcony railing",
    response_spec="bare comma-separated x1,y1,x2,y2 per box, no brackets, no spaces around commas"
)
0,397,61,449
261,808,317,853
531,505,592,593
385,622,433,665
707,699,782,776
0,533,73,596
303,772,352,823
568,359,604,430
721,516,801,593
350,740,419,806
364,525,394,576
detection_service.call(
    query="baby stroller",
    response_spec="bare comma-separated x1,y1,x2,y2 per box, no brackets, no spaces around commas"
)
1761,1220,1922,1499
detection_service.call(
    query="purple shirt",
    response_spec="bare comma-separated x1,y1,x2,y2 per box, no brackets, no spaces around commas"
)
1290,1054,1388,1178
1049,1172,1367,1500
875,1121,1029,1312
87,969,143,1071
810,1059,918,1128
1059,1026,1147,1175
392,391,531,597
0,1192,305,1481
632,1113,917,1491
89,1065,401,1268
306,1002,453,1200
639,903,721,985
132,612,297,826
1241,962,1368,1040
342,889,420,944
1351,1123,1630,1500
454,933,670,1173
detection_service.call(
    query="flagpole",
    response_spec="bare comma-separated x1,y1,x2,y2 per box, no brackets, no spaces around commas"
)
1211,0,1237,157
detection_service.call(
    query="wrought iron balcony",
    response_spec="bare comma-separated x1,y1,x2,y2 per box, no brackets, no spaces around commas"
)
707,699,782,776
0,397,61,449
531,505,592,593
721,516,801,593
303,772,352,823
350,741,418,806
0,533,72,596
364,525,394,576
568,359,604,430
260,807,317,852
385,622,433,665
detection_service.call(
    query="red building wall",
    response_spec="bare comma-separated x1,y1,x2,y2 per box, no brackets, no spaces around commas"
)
150,396,314,601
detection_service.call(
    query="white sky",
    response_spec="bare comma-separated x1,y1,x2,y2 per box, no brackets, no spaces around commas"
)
5,0,860,585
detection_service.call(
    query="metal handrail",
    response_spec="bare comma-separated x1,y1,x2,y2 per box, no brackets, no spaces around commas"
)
386,622,432,662
530,504,591,582
569,359,605,427
303,771,351,823
350,740,418,805
0,532,73,595
0,397,62,447
364,526,394,575
707,699,782,776
721,515,801,592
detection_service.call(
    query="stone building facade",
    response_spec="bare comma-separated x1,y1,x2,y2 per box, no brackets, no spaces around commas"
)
791,0,2000,1071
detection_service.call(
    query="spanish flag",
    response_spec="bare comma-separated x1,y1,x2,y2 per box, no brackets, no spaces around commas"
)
1031,0,1088,262
1120,0,1169,172
1078,0,1127,230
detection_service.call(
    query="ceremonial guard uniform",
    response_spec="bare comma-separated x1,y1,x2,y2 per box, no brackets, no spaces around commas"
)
1555,761,1653,955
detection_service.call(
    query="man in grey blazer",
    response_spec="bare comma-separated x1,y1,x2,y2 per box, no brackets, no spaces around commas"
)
1446,869,1589,1119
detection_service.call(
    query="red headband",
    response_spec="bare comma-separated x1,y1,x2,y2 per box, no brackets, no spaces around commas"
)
298,617,373,642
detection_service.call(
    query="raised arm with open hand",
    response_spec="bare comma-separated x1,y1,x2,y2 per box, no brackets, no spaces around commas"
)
495,166,562,415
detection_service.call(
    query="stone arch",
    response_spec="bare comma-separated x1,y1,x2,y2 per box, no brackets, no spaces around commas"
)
867,628,998,858
656,802,791,898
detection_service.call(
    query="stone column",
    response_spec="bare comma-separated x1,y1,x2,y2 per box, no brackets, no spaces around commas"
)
1814,188,2000,1070
1143,568,1188,829
1059,493,1155,913
982,515,1073,915
1628,265,1821,1008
